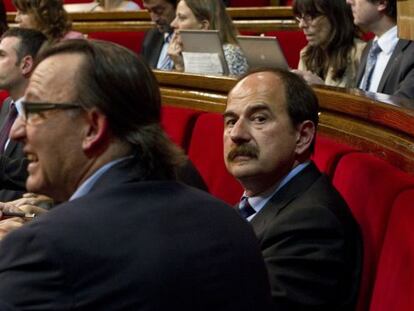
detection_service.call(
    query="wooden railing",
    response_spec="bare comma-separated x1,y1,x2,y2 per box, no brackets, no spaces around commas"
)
6,6,298,33
154,70,414,173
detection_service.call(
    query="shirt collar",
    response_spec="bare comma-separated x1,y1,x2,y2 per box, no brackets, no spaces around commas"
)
243,161,311,218
70,156,133,201
376,25,398,55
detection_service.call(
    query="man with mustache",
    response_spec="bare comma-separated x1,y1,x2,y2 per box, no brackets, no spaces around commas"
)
223,68,362,310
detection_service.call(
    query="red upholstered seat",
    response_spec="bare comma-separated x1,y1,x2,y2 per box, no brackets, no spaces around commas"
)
3,0,15,11
161,106,203,151
188,113,243,205
264,30,307,69
230,0,270,6
88,31,146,54
332,153,414,311
369,189,414,311
0,90,9,109
312,134,357,178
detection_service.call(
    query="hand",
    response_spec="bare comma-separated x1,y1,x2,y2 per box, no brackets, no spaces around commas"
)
291,69,325,85
0,217,24,240
167,31,184,72
0,193,51,217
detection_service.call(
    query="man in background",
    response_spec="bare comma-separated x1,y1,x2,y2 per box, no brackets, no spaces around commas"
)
0,39,272,310
347,0,414,99
224,68,362,310
0,28,46,201
141,0,177,69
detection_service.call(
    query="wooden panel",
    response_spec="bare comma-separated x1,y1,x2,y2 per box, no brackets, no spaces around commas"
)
154,71,414,174
6,7,297,33
397,0,414,40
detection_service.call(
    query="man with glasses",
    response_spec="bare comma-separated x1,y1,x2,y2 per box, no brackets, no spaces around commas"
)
0,28,46,201
347,0,414,99
0,39,272,310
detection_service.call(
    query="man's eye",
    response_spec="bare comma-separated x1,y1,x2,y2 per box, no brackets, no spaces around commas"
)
252,115,266,123
224,118,236,127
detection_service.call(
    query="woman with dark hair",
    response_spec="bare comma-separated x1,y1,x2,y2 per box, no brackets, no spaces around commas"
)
0,0,8,36
13,0,84,42
168,0,248,76
291,0,366,87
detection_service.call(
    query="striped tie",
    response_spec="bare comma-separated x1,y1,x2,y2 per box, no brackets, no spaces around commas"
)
361,41,382,91
239,197,256,219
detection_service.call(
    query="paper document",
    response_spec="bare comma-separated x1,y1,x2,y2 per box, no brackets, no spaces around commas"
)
182,52,223,75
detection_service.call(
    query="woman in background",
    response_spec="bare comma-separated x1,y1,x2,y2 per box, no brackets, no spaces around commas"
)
168,0,248,76
291,0,365,87
13,0,84,42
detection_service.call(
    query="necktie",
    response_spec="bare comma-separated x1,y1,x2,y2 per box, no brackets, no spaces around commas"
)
361,41,382,91
158,33,174,71
0,103,17,152
239,197,256,219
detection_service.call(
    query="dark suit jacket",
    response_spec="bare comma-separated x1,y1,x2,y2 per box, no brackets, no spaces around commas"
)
0,157,272,310
356,39,414,99
140,28,165,68
0,98,27,201
250,162,362,310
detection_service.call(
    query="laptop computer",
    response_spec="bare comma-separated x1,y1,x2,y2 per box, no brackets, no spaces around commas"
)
179,29,229,75
237,35,290,70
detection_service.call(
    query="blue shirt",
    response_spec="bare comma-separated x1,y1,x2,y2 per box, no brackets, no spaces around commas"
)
241,162,310,221
70,156,133,201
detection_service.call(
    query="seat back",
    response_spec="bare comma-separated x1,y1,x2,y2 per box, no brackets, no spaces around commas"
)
161,106,203,151
229,0,270,6
188,113,243,205
332,153,414,311
88,31,146,54
313,134,357,178
369,189,414,311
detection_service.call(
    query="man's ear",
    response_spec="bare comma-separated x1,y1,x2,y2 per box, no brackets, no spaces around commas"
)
377,0,388,13
20,55,34,77
295,120,315,156
82,108,110,156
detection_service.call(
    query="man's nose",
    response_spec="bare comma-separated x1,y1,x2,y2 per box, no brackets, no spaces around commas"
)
230,119,251,143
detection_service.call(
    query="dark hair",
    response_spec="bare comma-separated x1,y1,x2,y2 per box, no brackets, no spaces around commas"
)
143,0,178,8
238,68,319,152
36,39,184,179
293,0,359,81
1,27,47,63
12,0,72,42
367,0,396,21
0,0,8,36
182,0,239,44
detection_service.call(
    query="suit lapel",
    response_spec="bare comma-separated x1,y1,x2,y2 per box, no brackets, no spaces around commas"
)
250,163,321,241
377,39,409,92
150,31,167,68
356,41,371,86
0,97,12,125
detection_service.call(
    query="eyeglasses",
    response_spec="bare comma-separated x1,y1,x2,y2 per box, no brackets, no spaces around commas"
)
16,101,84,124
295,14,321,24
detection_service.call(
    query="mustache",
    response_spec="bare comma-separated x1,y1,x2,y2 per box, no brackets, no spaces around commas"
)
227,144,259,162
